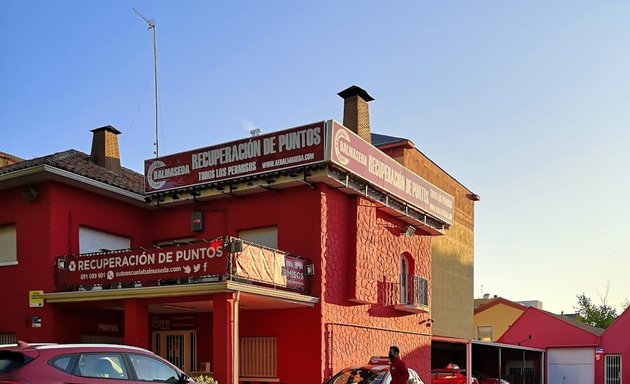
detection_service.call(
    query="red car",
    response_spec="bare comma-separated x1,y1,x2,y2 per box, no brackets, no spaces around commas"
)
0,341,197,383
431,364,479,384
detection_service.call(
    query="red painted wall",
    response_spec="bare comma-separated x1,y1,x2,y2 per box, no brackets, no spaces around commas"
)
320,189,433,384
498,307,600,348
2,176,434,384
0,181,148,342
596,307,630,384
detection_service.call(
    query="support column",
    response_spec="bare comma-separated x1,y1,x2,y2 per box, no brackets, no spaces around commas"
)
213,292,239,384
466,342,472,384
124,299,149,348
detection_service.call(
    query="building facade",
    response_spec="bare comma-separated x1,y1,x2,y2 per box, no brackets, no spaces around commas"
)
473,296,528,341
0,86,474,384
499,307,604,384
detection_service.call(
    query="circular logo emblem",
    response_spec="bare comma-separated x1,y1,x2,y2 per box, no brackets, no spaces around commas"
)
334,129,350,166
146,160,167,190
68,261,76,272
107,270,114,280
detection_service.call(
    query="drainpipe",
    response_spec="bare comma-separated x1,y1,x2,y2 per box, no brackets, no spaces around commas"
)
233,291,240,384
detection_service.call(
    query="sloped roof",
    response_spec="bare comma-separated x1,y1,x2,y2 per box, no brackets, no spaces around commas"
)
371,133,406,147
543,309,605,336
474,297,528,314
0,149,144,194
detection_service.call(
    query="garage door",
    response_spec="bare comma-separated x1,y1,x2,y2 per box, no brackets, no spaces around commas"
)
547,348,594,384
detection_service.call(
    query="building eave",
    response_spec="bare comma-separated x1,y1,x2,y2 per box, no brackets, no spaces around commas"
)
0,164,147,205
38,281,319,306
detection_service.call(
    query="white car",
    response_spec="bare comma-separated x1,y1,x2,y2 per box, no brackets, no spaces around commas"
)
327,357,424,384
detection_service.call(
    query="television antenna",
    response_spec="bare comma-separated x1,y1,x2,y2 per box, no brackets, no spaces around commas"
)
133,8,160,158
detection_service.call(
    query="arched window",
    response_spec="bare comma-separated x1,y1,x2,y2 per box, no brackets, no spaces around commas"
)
400,255,410,304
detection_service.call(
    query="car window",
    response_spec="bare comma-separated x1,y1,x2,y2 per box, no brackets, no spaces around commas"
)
0,351,34,373
128,353,180,382
75,353,128,379
328,368,381,384
50,354,77,373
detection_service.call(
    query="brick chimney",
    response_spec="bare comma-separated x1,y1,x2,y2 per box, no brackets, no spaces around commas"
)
338,85,374,143
90,125,122,172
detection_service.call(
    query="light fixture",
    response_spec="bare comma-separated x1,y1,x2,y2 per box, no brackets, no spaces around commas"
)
304,264,315,276
401,225,416,237
230,239,243,253
22,187,39,202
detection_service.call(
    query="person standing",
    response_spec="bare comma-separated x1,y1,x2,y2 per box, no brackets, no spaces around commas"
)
388,345,409,384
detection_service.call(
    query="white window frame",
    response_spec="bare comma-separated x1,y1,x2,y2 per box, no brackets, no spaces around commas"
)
0,224,17,266
79,226,130,254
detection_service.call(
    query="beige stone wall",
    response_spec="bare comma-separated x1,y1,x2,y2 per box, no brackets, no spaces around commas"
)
380,144,476,340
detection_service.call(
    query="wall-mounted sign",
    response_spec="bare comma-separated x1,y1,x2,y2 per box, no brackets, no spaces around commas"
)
144,122,326,193
329,121,454,225
29,290,44,308
57,238,227,287
143,120,455,226
31,316,42,328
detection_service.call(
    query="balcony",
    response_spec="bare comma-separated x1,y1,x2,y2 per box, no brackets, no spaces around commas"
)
54,237,311,295
395,274,429,313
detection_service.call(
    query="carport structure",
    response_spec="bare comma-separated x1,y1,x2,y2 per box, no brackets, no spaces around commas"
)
472,341,544,384
432,339,544,384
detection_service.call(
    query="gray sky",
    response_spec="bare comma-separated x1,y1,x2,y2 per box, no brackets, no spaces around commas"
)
2,1,629,314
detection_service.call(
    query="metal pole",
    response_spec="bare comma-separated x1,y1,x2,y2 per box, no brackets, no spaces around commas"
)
499,347,503,381
152,24,159,157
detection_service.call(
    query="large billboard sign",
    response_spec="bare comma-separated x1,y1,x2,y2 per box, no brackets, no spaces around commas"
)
329,121,454,225
56,239,227,287
144,122,326,193
143,120,454,225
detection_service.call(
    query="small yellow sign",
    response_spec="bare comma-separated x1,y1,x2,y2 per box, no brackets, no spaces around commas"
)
29,290,44,308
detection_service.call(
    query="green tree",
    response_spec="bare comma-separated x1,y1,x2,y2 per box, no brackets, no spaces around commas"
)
574,293,617,329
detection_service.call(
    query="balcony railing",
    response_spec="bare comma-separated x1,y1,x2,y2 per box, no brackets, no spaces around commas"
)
54,237,311,294
399,274,429,308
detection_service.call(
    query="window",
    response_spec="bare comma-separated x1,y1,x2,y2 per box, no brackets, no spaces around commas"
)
0,333,17,345
79,227,130,254
400,256,409,304
155,237,196,247
477,326,493,341
240,337,277,378
605,355,622,384
239,226,278,249
50,355,77,373
128,353,180,382
75,353,128,379
0,225,17,266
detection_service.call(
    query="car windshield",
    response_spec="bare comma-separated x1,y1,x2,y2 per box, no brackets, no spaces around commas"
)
0,351,34,373
328,368,384,384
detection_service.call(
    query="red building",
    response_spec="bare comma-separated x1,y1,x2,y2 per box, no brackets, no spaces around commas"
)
498,307,604,384
0,87,460,384
597,307,630,384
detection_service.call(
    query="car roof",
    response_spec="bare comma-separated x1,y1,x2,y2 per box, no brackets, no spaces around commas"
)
0,342,150,354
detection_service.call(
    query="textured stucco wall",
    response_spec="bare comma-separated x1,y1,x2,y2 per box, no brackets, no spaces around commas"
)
320,187,432,383
379,144,476,340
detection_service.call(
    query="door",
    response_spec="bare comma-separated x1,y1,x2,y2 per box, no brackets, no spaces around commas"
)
547,348,594,384
605,355,622,384
152,330,196,373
